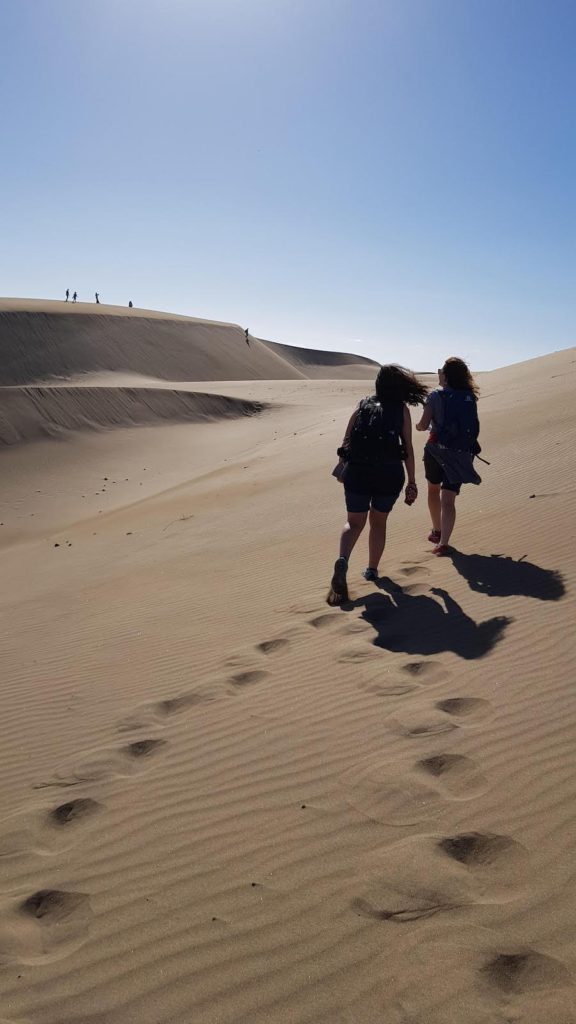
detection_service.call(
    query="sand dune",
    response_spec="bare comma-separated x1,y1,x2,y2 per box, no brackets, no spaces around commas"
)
0,300,378,385
0,386,264,446
0,323,575,1023
263,338,379,379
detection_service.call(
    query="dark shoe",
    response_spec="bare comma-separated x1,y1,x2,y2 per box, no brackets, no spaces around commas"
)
428,529,441,543
327,556,349,605
362,567,378,582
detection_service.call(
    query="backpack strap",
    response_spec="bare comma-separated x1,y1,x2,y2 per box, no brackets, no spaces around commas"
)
434,389,448,427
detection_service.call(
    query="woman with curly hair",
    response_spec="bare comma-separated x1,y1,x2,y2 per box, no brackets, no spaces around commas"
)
327,364,428,605
416,356,481,555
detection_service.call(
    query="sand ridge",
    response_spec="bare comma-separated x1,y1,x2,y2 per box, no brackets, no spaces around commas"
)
0,300,378,386
0,329,575,1022
0,386,266,447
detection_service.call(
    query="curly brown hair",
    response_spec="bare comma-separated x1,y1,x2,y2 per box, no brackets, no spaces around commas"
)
375,364,428,406
442,357,479,397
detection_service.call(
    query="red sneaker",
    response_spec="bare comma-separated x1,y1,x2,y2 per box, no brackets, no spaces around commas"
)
433,544,450,556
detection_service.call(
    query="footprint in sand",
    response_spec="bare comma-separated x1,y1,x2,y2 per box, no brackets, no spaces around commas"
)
436,697,493,725
480,949,572,997
118,682,225,732
340,620,372,636
0,889,93,964
358,658,448,698
153,693,216,717
124,738,167,759
34,738,167,789
0,799,103,862
417,752,488,799
256,637,291,655
48,797,101,828
383,926,573,1023
386,695,493,738
288,600,326,616
386,706,459,738
400,582,432,596
359,677,420,697
229,669,269,688
338,644,383,665
398,563,432,579
226,631,296,670
308,613,342,630
342,754,449,826
342,749,488,827
352,829,530,922
403,659,447,682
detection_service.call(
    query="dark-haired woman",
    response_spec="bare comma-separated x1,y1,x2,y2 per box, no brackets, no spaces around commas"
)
416,357,481,556
327,365,428,605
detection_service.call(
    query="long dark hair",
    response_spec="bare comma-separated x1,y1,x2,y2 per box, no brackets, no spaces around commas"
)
442,356,479,397
375,364,428,406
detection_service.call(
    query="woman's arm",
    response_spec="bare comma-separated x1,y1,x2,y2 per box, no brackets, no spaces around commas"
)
415,404,432,431
337,410,358,455
402,405,416,485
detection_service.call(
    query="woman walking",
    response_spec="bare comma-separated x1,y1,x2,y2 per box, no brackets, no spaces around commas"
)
416,357,481,555
327,364,428,605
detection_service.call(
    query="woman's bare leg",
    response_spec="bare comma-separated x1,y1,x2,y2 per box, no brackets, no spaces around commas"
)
428,482,441,532
339,511,368,560
440,488,457,546
328,511,368,604
368,508,389,570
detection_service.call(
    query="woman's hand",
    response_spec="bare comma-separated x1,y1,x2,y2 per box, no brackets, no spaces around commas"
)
416,405,432,432
404,481,418,505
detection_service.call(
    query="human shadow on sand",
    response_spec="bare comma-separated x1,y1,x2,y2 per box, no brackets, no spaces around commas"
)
343,580,512,660
450,552,566,601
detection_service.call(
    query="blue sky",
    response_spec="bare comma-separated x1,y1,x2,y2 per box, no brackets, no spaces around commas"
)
1,0,574,369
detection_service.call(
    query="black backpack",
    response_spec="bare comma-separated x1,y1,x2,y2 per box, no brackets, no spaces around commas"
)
347,397,404,466
435,389,480,454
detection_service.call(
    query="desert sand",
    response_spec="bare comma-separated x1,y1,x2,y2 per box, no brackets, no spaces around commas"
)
1,301,575,1024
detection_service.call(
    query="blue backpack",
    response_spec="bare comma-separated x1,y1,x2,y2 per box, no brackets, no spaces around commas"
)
435,389,480,454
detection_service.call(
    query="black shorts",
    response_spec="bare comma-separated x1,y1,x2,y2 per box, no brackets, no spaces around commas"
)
423,448,461,494
343,462,405,514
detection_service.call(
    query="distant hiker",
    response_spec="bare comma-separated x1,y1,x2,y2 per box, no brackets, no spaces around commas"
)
95,292,100,304
244,327,250,345
72,291,77,302
65,288,69,302
128,300,133,308
416,357,481,556
327,365,428,605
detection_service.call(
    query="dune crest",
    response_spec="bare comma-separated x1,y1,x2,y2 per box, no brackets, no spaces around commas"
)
0,300,378,385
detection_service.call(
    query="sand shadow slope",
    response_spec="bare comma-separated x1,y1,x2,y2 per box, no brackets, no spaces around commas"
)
451,551,566,601
0,386,265,447
343,581,512,660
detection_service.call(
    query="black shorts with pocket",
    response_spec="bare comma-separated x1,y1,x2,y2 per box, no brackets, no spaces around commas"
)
423,448,461,494
343,461,405,514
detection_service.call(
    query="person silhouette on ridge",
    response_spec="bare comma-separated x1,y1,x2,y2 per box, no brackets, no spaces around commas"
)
72,291,77,302
65,288,69,301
